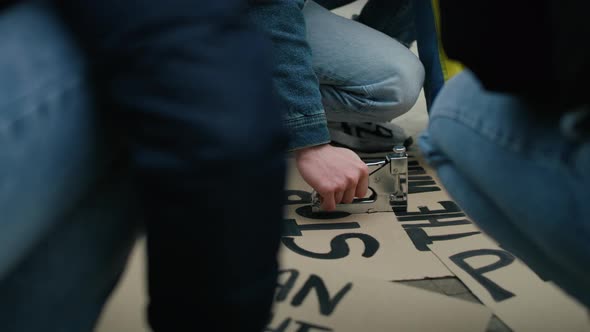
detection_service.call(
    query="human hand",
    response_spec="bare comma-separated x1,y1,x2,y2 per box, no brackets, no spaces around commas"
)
295,144,369,211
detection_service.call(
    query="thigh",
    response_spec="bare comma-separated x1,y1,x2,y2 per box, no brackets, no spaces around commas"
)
0,175,141,332
303,0,423,119
303,0,419,87
419,70,590,306
0,1,115,276
0,4,139,330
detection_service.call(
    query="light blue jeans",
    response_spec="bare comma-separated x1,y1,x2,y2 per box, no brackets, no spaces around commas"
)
419,70,590,308
304,0,424,123
248,0,424,151
0,3,140,331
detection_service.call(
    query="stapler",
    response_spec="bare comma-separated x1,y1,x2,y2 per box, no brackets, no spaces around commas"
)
311,146,408,214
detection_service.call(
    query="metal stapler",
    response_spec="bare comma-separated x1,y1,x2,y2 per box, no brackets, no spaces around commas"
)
311,146,408,214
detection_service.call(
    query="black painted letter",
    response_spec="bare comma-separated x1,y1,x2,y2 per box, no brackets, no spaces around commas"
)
450,249,516,302
275,269,299,302
282,233,380,259
405,228,480,252
291,274,353,316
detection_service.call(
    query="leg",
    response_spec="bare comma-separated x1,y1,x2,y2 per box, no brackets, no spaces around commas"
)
419,70,590,307
0,176,140,332
0,2,139,331
303,0,424,151
303,0,424,123
57,1,288,330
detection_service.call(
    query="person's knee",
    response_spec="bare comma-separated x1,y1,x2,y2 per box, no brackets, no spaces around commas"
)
366,52,425,121
391,56,425,112
425,72,482,149
429,70,481,118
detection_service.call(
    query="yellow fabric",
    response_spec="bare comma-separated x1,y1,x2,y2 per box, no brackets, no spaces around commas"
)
431,0,463,81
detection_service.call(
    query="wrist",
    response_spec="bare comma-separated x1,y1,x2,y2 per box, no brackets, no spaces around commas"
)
294,143,329,159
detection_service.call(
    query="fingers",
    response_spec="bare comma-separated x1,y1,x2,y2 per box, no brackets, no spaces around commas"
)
355,163,369,198
320,160,369,210
344,163,368,203
321,190,336,211
334,191,344,205
342,186,356,204
320,189,344,211
299,145,371,211
322,190,348,210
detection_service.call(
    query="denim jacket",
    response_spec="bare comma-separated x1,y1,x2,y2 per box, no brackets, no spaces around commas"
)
249,0,330,151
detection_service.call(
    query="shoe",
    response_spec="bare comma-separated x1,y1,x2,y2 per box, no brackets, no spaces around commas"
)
328,121,413,153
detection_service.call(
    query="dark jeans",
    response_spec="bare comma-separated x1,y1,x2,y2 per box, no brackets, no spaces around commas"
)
1,1,286,331
59,1,287,330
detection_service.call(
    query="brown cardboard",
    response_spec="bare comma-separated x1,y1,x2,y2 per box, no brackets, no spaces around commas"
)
280,205,453,281
282,157,452,280
268,264,491,332
429,233,590,331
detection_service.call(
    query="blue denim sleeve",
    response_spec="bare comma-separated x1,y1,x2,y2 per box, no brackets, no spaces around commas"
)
249,0,331,151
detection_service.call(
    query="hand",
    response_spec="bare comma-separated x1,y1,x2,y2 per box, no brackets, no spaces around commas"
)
295,144,369,211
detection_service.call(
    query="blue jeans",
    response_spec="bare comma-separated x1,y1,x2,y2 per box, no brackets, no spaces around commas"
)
248,0,424,150
419,70,590,307
0,3,140,331
303,0,424,124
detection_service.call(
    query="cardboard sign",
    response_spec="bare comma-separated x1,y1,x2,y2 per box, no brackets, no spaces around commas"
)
283,158,452,281
428,232,590,331
267,264,491,332
282,153,590,331
280,205,452,281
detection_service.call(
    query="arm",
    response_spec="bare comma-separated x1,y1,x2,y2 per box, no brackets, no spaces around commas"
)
249,0,330,151
249,0,369,210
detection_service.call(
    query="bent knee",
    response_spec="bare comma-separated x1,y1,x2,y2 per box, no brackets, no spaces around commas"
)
365,53,425,120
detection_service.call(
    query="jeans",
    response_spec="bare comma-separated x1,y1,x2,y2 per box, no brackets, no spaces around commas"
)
303,0,424,124
419,70,590,308
1,1,287,331
0,3,140,331
249,0,330,151
58,0,287,330
248,0,423,150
